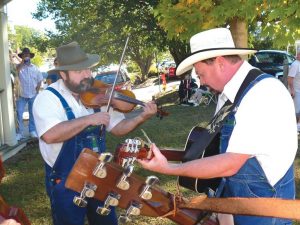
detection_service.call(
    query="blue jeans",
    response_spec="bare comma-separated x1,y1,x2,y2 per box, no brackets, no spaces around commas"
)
16,96,37,134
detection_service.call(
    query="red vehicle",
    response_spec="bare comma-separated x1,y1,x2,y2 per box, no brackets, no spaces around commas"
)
168,66,176,79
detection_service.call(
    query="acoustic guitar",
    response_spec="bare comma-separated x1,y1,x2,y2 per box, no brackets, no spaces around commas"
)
114,126,221,193
0,158,31,225
0,196,31,225
65,148,217,225
65,149,300,222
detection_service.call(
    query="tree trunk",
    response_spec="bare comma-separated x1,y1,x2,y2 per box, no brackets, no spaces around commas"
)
229,18,248,48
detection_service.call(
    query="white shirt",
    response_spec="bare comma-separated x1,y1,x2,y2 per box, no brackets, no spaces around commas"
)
18,63,43,98
288,60,300,92
216,61,297,186
33,79,125,167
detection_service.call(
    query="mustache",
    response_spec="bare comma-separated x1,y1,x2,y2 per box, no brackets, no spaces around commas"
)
78,78,94,92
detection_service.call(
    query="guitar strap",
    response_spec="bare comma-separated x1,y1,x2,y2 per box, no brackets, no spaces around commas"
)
183,69,265,162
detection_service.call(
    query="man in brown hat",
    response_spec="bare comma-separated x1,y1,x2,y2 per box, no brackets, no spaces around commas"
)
16,47,43,140
32,41,157,225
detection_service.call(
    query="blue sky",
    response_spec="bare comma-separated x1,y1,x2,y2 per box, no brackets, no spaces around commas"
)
6,0,56,32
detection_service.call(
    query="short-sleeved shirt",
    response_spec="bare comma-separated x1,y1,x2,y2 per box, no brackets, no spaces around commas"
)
33,79,125,167
216,61,297,186
288,60,300,92
18,63,43,98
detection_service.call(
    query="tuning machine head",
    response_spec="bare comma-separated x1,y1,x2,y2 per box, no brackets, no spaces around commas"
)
96,192,121,216
118,201,143,224
139,175,159,200
116,164,134,190
93,152,113,178
73,182,97,207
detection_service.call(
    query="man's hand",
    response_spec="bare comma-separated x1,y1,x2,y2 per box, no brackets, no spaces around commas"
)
137,143,171,174
290,89,295,98
88,112,110,127
0,219,21,225
140,101,157,120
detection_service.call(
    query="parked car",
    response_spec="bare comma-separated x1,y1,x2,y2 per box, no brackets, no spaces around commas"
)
248,50,296,79
94,70,132,91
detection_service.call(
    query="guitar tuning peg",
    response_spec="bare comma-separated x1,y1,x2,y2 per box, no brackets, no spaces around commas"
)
73,182,97,207
125,139,133,152
116,164,134,190
139,176,159,200
118,201,143,224
96,192,121,215
93,152,113,178
133,139,141,153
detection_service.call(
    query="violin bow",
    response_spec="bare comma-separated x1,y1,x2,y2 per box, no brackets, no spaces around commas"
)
100,36,130,133
105,36,130,113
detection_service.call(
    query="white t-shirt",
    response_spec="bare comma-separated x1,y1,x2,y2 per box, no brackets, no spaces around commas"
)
288,60,300,92
216,61,297,186
33,79,125,167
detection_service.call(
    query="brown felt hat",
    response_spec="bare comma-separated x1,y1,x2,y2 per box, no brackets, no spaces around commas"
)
52,41,99,71
18,47,35,58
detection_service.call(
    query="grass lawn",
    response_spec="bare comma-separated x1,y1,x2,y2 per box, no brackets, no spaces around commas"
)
1,90,299,224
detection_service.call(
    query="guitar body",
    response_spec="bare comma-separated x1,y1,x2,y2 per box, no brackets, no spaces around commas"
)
65,148,208,225
178,126,221,193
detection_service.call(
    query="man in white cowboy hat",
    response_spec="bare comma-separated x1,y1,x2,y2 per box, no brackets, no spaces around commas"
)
16,47,43,140
138,28,297,225
32,41,157,225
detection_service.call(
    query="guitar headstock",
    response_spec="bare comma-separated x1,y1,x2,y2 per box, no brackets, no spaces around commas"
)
114,138,152,167
65,148,201,224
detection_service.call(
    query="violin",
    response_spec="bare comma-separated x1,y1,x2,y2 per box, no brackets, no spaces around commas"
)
80,79,169,117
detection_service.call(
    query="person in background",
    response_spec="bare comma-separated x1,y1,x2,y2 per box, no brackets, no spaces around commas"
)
138,28,297,225
288,49,300,132
16,48,43,140
33,41,157,225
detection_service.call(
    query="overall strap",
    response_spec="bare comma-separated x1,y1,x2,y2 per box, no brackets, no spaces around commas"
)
183,69,267,161
46,87,75,120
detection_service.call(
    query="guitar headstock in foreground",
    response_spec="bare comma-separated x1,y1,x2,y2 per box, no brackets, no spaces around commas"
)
65,148,204,224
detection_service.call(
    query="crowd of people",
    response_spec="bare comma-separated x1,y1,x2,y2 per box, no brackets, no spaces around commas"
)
3,27,300,225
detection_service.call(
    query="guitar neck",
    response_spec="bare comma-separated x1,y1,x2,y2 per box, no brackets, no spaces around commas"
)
160,149,185,161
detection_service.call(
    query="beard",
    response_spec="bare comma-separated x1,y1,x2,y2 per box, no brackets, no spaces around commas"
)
64,75,93,94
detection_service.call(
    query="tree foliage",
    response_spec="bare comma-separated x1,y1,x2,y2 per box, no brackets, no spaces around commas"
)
33,0,176,80
8,25,48,67
155,0,300,49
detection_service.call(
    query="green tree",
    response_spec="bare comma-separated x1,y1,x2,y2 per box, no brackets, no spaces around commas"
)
34,0,164,80
33,0,191,80
8,25,50,67
155,0,300,49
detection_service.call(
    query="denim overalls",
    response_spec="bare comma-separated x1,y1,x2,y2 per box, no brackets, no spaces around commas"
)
44,87,118,225
219,75,295,225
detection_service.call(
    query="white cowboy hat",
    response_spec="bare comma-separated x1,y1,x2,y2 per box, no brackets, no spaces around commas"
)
176,28,257,75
